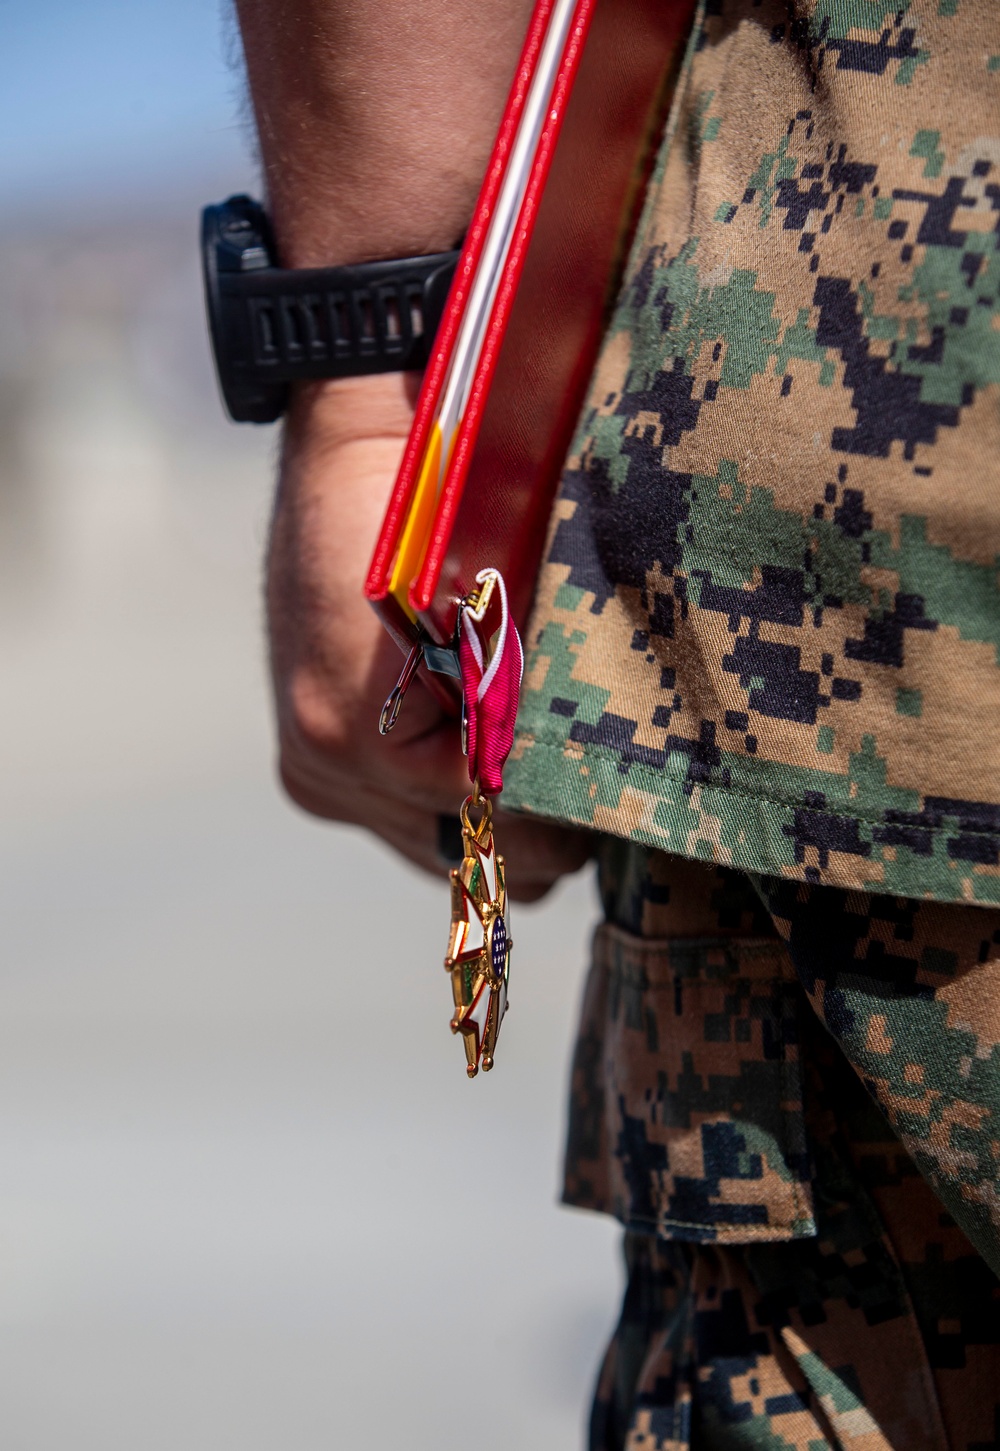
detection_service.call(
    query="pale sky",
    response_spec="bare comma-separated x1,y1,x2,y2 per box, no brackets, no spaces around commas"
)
1,0,255,211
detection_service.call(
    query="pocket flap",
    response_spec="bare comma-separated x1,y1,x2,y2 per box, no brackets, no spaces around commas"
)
564,923,816,1243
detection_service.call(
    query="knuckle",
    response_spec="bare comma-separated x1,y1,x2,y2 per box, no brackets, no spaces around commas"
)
277,756,324,817
508,879,555,904
276,751,348,825
281,666,351,761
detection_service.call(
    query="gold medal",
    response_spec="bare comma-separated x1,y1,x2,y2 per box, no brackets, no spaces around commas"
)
444,787,511,1078
377,568,521,1078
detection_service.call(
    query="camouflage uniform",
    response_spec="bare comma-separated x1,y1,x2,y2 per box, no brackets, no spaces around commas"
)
499,2,1000,1443
506,0,1000,903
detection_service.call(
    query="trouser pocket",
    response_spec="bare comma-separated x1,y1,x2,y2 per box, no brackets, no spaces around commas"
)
564,923,816,1242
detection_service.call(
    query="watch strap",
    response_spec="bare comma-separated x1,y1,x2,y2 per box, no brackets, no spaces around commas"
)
202,195,459,423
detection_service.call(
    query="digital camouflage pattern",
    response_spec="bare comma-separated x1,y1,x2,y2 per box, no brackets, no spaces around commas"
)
505,0,1000,905
504,4,1000,1435
565,913,817,1244
758,870,1000,1286
579,844,1000,1449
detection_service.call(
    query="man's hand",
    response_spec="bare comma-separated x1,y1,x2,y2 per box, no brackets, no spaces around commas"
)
267,374,592,901
236,0,591,897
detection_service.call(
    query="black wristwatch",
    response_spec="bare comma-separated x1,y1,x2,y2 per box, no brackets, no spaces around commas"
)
201,195,459,423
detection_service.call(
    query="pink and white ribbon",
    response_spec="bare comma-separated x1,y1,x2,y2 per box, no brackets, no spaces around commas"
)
458,569,524,796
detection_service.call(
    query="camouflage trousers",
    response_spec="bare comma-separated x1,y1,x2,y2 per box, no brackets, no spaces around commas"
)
573,843,1000,1450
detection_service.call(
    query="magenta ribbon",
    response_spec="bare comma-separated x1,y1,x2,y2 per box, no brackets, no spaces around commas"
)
458,570,524,796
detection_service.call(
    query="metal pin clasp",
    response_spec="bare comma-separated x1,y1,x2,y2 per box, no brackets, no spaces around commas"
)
379,642,422,735
462,570,497,623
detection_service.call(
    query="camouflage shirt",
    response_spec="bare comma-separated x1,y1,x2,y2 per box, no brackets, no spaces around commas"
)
505,0,1000,907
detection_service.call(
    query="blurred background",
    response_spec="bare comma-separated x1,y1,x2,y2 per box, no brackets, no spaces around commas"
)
0,3,618,1446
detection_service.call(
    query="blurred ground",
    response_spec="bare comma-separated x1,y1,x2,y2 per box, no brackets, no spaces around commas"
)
0,209,620,1448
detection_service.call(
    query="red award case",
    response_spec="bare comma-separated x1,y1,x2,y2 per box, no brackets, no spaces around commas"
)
364,0,696,703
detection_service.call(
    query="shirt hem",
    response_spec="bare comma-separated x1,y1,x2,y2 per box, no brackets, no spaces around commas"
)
504,732,1000,907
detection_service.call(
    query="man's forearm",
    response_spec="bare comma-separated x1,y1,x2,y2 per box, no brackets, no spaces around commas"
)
233,0,594,897
235,0,534,268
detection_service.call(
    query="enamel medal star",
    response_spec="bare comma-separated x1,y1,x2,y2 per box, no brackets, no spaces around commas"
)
444,791,511,1078
378,569,521,1079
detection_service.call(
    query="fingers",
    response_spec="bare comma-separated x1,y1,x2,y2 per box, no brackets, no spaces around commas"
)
267,383,595,900
490,812,594,901
279,692,594,891
278,695,472,817
375,809,592,902
281,753,592,901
